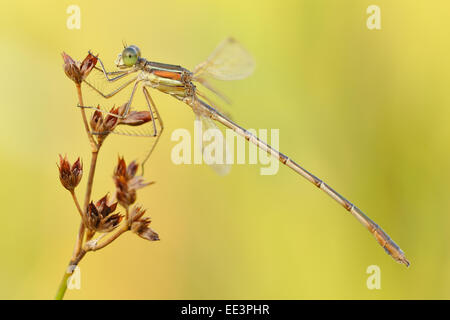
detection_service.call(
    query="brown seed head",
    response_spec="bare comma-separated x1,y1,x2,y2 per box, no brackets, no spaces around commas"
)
115,176,137,209
57,155,83,191
129,205,147,224
130,210,159,241
119,111,153,126
79,52,98,80
113,157,153,208
107,103,152,127
61,52,98,84
90,105,124,145
86,194,123,233
62,52,82,84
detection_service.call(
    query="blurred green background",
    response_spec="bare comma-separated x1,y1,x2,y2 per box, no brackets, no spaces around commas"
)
0,0,449,299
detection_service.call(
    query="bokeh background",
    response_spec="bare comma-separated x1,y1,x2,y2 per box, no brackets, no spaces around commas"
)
0,0,449,299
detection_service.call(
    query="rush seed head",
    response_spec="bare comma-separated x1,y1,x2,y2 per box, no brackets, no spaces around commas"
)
57,155,83,191
130,205,159,242
113,157,154,209
86,194,123,233
61,52,98,84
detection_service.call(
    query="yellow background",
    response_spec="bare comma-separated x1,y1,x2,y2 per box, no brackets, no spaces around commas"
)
0,0,449,299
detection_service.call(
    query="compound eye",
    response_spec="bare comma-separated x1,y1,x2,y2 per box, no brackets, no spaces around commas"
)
122,46,139,67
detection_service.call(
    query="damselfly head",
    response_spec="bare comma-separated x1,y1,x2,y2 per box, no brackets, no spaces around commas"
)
115,45,141,68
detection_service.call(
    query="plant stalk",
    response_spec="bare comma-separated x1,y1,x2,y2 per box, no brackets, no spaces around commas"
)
55,250,86,300
56,83,100,300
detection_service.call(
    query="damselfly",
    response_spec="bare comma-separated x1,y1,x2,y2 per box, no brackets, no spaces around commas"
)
80,38,409,266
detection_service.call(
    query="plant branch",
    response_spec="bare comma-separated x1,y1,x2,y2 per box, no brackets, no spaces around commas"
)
70,190,84,221
56,53,157,299
82,150,99,244
85,225,129,252
54,270,71,300
58,83,101,300
55,249,86,300
72,86,100,260
76,84,98,152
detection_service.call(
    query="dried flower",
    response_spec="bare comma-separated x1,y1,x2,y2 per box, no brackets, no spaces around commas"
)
57,155,83,191
89,102,152,147
86,195,123,233
79,53,98,79
90,105,125,145
115,176,137,209
114,156,137,180
113,157,153,208
129,205,159,241
62,52,98,84
62,53,82,84
119,111,153,126
129,205,147,223
132,218,159,241
103,103,152,127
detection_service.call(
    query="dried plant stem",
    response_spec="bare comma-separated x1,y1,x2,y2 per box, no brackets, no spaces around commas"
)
55,85,101,300
75,83,99,250
82,150,99,242
84,151,99,209
56,153,99,300
76,84,98,152
70,191,83,221
55,227,129,299
72,87,100,260
86,225,129,252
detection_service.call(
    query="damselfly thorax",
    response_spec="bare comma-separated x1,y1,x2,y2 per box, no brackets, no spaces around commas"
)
139,60,196,99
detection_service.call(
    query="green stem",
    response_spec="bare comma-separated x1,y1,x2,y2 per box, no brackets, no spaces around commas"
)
54,270,71,300
54,251,86,300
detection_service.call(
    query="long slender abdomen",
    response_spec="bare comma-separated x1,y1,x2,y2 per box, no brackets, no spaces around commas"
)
198,99,410,267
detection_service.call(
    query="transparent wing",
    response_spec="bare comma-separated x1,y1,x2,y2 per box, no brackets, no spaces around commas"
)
84,101,159,139
196,89,233,120
193,37,255,81
85,102,161,171
195,78,231,105
112,103,160,138
195,113,231,176
112,101,162,169
84,66,137,98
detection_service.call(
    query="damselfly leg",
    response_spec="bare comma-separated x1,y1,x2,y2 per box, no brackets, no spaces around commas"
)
93,54,137,81
141,87,164,172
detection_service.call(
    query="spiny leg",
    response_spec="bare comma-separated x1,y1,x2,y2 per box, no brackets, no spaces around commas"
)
77,105,126,118
93,66,131,81
77,80,142,124
93,66,126,77
83,76,138,100
91,53,138,82
142,87,158,138
122,80,142,118
141,86,164,174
